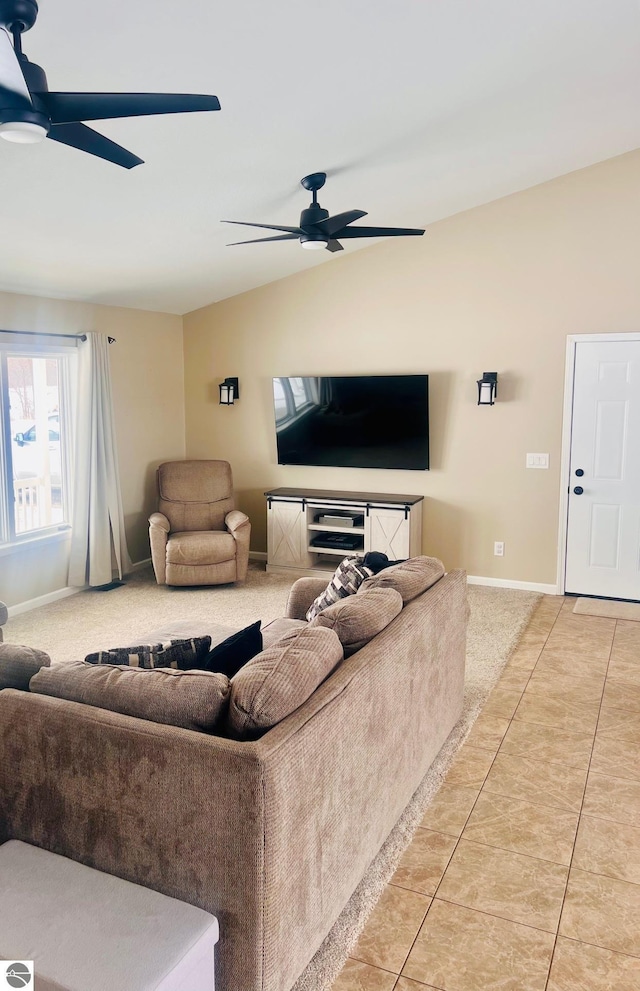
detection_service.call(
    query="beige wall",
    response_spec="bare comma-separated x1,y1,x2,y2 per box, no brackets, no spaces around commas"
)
3,148,638,606
183,149,640,587
0,292,185,607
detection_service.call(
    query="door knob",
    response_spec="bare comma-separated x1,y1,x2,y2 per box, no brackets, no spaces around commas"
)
573,486,584,495
575,469,584,477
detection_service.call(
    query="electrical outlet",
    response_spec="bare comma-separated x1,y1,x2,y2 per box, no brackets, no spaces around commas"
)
494,541,504,557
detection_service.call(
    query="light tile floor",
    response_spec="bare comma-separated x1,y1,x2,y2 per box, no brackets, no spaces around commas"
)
331,594,640,991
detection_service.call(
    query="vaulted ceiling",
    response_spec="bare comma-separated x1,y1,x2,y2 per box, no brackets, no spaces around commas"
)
1,0,639,314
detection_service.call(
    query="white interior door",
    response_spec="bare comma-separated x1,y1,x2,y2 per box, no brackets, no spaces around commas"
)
565,339,640,600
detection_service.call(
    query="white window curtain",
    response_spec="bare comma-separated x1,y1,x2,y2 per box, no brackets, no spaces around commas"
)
68,333,132,587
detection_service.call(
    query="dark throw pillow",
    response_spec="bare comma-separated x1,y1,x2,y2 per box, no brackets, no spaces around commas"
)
202,620,263,678
84,636,212,670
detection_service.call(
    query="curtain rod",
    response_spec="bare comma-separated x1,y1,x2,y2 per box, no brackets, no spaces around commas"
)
1,330,116,343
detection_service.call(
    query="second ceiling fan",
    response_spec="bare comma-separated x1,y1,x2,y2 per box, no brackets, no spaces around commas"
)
224,172,425,252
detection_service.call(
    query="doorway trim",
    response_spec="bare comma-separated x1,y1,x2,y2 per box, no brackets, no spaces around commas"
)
557,332,640,595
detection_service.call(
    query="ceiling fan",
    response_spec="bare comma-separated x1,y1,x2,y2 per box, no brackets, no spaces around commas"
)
224,172,426,252
0,0,220,168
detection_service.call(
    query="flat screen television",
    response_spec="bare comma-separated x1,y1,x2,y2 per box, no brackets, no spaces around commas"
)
272,375,429,470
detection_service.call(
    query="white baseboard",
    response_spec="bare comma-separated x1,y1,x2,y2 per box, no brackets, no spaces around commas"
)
7,585,80,618
467,575,559,595
129,557,151,572
249,551,267,562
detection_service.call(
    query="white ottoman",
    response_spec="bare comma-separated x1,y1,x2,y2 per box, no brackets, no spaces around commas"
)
0,841,219,991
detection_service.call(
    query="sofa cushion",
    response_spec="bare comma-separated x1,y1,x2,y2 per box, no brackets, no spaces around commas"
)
202,620,263,677
305,556,374,621
358,555,445,604
166,530,236,565
0,643,51,690
30,662,230,732
309,586,403,655
84,636,212,670
227,626,343,740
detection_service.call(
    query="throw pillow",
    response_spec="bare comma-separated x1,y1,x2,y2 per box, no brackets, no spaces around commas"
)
0,643,51,691
227,626,343,740
358,556,445,604
305,556,374,621
309,586,403,655
30,662,231,733
202,620,263,678
84,636,212,670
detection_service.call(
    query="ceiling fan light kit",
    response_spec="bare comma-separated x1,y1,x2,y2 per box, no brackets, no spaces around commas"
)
0,118,45,141
301,233,329,250
0,0,220,166
224,171,426,253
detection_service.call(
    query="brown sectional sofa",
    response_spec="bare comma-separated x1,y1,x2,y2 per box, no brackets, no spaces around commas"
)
0,561,468,991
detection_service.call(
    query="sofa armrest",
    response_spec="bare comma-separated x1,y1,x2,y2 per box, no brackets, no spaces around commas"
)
149,512,170,533
285,577,330,620
225,511,251,582
225,510,249,534
148,513,170,584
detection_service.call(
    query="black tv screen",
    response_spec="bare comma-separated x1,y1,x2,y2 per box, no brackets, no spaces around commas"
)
273,375,429,470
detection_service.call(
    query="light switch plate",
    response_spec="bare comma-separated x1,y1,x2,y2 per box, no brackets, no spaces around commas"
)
526,453,549,469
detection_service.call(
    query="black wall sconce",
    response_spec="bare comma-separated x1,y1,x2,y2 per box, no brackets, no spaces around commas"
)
477,372,498,406
219,377,239,405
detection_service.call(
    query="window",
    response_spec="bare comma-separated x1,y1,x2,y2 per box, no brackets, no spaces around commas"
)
0,346,74,543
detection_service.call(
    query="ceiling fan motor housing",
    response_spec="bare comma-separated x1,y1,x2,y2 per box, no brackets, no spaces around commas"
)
0,0,38,33
0,47,49,131
299,204,329,246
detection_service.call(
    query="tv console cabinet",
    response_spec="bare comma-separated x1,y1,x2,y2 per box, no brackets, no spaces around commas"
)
265,487,424,578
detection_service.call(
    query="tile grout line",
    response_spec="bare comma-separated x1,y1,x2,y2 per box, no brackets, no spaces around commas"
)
390,597,560,986
541,611,618,991
343,598,566,990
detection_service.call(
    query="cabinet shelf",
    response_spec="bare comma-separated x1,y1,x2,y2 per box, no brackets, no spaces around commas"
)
307,545,364,558
307,523,365,534
265,488,424,578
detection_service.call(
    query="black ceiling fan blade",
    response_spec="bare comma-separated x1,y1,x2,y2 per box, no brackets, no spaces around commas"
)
223,220,302,235
315,210,367,237
326,240,344,252
227,233,299,246
333,225,426,239
0,28,33,113
40,92,221,124
48,122,143,168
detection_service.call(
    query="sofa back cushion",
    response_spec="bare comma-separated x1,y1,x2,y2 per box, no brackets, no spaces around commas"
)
30,662,230,732
309,586,403,655
227,626,343,740
358,555,445,604
0,643,51,691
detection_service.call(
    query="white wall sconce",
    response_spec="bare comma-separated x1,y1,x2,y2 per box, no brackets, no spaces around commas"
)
219,377,239,405
477,372,498,406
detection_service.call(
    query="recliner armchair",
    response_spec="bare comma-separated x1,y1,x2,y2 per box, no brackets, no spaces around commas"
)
148,460,251,586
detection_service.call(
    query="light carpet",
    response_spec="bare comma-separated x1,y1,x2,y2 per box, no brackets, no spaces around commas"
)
3,566,542,991
573,596,640,622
